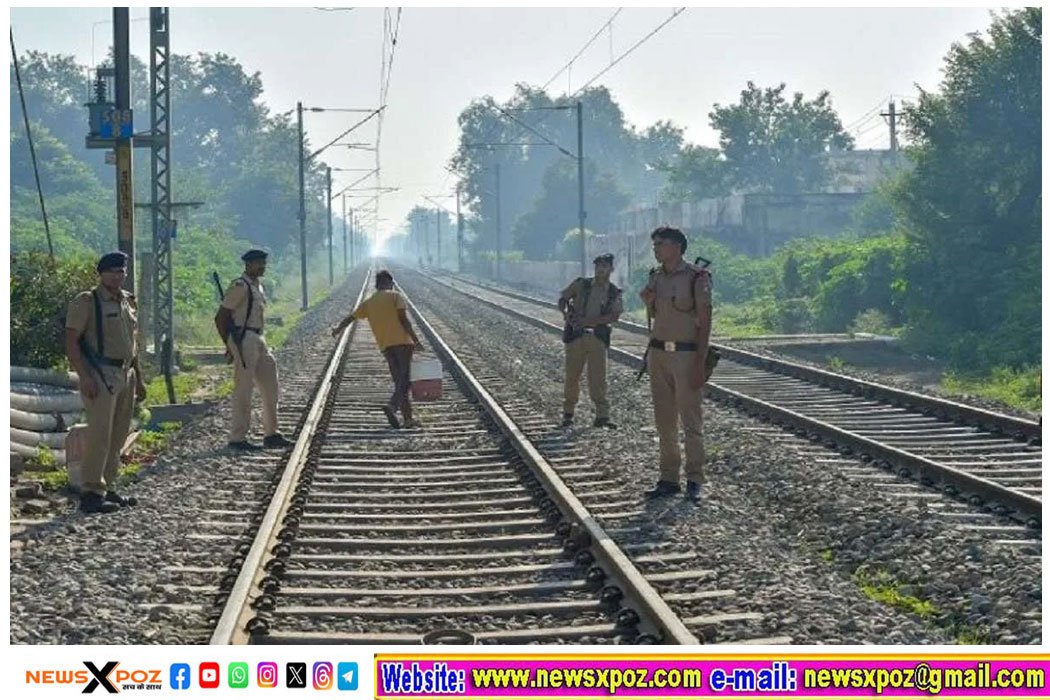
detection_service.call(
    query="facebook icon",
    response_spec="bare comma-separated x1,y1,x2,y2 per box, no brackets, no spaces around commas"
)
170,663,191,690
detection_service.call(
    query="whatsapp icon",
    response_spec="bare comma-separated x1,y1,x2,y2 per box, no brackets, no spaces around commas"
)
229,662,249,689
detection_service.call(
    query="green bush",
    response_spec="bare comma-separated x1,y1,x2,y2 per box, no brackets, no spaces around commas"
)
11,251,98,369
850,309,896,336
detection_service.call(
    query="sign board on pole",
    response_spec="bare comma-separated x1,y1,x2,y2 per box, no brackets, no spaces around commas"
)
100,108,134,139
105,151,117,165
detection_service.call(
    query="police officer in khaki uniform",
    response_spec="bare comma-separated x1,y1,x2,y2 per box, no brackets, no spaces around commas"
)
214,249,293,451
64,251,146,514
639,227,712,504
558,253,624,428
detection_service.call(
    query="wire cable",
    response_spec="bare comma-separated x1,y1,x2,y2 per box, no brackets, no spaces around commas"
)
542,8,622,91
11,28,53,261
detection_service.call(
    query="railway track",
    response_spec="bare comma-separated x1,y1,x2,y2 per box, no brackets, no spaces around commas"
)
208,271,778,645
417,269,1042,526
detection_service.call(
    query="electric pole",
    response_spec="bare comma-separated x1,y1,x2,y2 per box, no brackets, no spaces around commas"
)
456,185,463,273
114,8,134,292
297,101,307,310
326,166,333,286
436,208,441,270
576,100,586,276
494,163,502,281
341,193,348,274
881,100,898,152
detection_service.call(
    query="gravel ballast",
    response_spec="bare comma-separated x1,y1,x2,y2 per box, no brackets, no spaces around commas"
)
9,269,369,645
399,269,1041,645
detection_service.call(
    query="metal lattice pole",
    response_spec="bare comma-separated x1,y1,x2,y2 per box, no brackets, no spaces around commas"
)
150,7,173,358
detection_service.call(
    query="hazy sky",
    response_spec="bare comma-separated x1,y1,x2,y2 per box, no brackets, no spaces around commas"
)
10,5,996,243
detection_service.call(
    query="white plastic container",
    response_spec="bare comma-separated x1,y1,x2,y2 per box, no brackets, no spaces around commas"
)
64,423,90,490
410,356,443,401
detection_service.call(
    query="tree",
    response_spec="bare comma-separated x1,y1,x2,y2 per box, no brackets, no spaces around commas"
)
450,84,682,259
512,160,629,260
894,8,1040,369
661,144,728,201
709,81,854,193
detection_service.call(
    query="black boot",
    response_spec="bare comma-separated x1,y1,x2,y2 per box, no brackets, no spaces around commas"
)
105,491,138,507
561,412,574,427
80,492,120,514
263,433,294,449
593,417,617,429
228,440,262,451
685,480,703,504
645,480,681,499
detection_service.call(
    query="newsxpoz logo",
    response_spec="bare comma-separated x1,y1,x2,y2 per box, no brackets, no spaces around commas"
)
26,662,163,693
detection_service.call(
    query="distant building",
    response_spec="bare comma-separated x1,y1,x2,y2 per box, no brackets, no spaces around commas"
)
616,148,911,257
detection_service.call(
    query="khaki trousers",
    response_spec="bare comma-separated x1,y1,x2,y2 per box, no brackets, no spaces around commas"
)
563,333,609,419
80,365,136,496
648,349,705,483
228,332,279,442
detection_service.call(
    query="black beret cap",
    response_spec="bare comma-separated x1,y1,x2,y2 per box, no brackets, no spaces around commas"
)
96,251,128,272
593,253,614,265
241,249,269,262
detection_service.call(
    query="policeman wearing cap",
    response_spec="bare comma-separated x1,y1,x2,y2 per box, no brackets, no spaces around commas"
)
214,249,292,451
64,251,145,514
557,253,623,428
639,227,712,504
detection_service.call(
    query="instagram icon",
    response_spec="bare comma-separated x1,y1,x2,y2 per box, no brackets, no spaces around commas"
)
313,662,333,690
257,662,278,688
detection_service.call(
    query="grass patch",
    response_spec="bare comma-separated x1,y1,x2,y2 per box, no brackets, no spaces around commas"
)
144,372,203,407
942,365,1041,413
854,567,937,619
37,469,69,490
712,301,775,337
820,548,834,562
952,624,992,645
215,377,235,398
827,356,846,372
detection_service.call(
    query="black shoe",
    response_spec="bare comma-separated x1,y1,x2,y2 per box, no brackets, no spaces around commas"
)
686,480,703,504
227,440,262,451
105,491,138,507
80,492,120,514
561,412,574,427
381,405,401,429
593,417,617,429
645,480,681,499
263,433,294,449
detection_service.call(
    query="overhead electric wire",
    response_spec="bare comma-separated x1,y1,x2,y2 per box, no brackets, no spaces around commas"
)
541,8,622,90
569,7,687,98
11,28,53,261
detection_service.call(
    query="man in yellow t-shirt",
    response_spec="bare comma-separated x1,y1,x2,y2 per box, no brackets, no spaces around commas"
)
332,270,424,429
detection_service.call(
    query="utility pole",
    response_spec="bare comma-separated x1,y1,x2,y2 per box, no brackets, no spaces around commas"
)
114,8,134,293
435,208,441,270
881,100,898,152
576,100,586,276
341,193,348,274
494,162,502,281
326,166,333,286
350,209,356,269
456,185,463,273
297,101,307,310
148,7,173,360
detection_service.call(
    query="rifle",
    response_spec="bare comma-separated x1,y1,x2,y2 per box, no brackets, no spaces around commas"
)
78,290,114,394
213,271,246,368
636,267,658,380
77,338,114,395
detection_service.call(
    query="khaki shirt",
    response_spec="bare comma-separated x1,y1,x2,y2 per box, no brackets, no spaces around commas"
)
221,276,266,329
66,285,138,360
560,278,624,323
645,260,712,342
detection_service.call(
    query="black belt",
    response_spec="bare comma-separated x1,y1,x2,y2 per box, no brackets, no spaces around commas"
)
99,357,131,367
649,339,698,352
